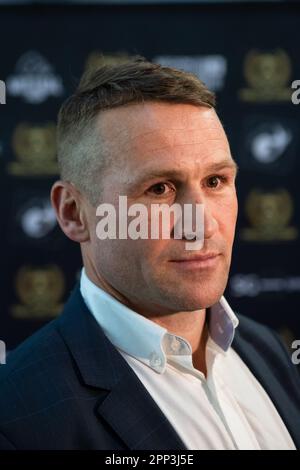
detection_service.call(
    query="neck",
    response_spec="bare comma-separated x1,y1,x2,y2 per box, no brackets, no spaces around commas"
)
150,309,208,377
149,308,207,353
84,262,209,376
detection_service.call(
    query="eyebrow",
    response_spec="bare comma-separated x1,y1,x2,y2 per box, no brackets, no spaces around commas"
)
132,159,239,186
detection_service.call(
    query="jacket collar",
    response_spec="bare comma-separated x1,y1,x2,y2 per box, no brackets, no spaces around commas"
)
80,267,239,376
57,283,187,450
57,283,300,450
233,322,300,450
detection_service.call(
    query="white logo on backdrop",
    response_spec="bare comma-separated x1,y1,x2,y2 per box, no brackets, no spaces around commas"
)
250,124,292,164
154,55,227,91
7,51,64,104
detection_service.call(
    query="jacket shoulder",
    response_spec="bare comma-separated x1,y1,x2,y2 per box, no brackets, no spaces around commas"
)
0,316,64,383
235,311,289,353
0,315,80,435
233,311,300,387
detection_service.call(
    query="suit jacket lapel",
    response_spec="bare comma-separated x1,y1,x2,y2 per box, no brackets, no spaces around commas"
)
95,368,187,450
233,326,300,449
57,284,187,450
57,284,300,449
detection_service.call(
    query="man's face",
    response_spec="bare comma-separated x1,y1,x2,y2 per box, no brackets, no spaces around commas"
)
87,102,238,317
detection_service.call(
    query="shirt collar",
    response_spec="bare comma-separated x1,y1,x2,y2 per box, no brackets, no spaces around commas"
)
80,268,239,374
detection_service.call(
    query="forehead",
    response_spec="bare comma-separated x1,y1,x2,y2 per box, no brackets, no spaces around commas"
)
97,102,231,171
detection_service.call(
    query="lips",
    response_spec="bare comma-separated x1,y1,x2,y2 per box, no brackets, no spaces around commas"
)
169,253,220,262
169,253,221,270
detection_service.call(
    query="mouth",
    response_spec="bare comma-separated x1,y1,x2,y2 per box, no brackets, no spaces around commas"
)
169,253,221,270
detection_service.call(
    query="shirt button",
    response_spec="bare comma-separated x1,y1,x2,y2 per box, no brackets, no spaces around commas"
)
170,337,181,353
149,352,163,370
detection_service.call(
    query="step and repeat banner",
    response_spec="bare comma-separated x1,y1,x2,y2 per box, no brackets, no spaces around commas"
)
0,2,299,350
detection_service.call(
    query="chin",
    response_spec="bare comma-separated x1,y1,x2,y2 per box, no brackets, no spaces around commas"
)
170,282,227,311
160,289,224,312
183,296,222,311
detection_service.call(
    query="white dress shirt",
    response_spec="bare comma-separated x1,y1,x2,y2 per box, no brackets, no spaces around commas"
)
80,268,295,450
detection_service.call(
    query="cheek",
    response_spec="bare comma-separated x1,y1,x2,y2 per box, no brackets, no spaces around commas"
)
216,196,238,236
112,239,155,268
93,239,141,285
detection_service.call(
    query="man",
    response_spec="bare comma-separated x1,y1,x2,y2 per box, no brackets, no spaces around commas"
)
0,59,299,450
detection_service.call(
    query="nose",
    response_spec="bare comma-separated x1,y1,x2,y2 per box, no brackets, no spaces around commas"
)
202,204,219,240
173,190,219,242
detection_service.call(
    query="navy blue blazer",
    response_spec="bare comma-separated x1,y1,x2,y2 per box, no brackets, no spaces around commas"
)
0,283,299,450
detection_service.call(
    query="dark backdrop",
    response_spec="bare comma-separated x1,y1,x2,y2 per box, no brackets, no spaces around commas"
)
0,2,299,351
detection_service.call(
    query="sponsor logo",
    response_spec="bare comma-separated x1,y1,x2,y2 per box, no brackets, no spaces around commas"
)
154,55,227,91
230,273,300,297
17,198,57,239
11,265,65,319
239,49,292,102
84,51,132,73
249,123,292,164
240,118,296,175
6,51,64,104
240,188,298,242
7,122,58,176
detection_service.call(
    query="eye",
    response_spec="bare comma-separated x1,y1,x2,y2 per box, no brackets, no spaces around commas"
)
147,182,174,196
206,175,227,189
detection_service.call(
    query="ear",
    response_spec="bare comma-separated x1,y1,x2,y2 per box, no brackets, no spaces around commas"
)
50,181,90,243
